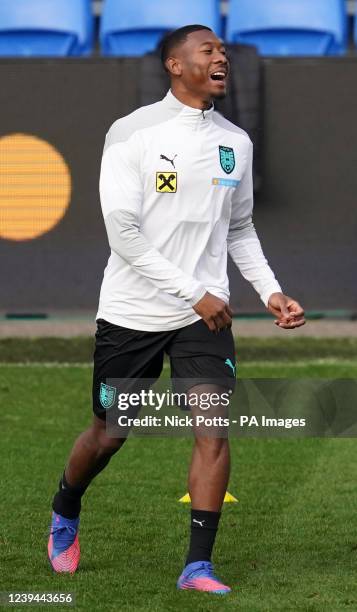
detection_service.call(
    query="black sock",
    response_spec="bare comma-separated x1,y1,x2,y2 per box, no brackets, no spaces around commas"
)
185,509,221,566
52,471,88,519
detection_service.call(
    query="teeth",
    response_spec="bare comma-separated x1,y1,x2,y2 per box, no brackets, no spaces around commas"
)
211,71,226,81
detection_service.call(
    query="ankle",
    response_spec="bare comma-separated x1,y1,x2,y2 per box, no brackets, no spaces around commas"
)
52,471,87,519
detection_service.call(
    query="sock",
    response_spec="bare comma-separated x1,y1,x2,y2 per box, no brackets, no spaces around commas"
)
185,509,221,566
52,471,88,519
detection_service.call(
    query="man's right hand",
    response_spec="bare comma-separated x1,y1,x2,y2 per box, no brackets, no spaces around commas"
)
193,292,233,333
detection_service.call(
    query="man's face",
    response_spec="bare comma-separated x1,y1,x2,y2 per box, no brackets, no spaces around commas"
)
169,30,229,100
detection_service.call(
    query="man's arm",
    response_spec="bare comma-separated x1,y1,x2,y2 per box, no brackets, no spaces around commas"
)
228,140,305,329
104,208,206,306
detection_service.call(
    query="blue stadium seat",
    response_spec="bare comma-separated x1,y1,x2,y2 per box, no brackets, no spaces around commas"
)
100,0,222,56
226,0,347,56
0,0,94,57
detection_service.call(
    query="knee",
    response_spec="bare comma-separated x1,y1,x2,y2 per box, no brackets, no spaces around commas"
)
195,436,229,460
96,430,125,455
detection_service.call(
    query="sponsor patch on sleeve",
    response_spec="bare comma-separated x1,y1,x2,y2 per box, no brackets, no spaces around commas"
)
212,178,240,188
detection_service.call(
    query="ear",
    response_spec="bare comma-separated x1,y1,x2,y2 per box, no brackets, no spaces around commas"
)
165,57,182,77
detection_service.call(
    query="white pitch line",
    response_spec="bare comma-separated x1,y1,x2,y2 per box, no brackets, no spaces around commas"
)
0,361,172,368
0,362,92,367
0,359,355,369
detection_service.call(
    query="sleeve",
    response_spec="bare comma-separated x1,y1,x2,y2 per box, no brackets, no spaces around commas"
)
99,136,206,307
227,139,282,307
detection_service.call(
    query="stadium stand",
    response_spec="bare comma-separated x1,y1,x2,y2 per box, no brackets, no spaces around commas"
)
226,0,347,56
100,0,222,56
0,0,94,57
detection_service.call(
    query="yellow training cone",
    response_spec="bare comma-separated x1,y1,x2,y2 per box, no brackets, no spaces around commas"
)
178,493,191,503
179,491,238,503
223,491,238,502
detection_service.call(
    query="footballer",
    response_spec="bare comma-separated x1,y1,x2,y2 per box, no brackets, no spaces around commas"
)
48,25,305,593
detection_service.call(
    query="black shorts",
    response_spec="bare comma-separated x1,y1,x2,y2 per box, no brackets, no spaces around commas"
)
92,318,236,420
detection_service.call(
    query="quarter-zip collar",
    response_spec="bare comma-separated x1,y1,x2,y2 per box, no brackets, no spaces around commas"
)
163,89,214,130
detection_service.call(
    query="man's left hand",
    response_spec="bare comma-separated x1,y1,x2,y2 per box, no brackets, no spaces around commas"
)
267,293,306,329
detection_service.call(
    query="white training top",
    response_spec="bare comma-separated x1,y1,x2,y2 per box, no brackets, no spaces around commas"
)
96,90,282,331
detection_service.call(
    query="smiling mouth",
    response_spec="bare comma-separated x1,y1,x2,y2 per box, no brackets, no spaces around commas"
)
210,71,227,83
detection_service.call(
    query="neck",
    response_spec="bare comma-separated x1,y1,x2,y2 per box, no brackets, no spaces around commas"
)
170,83,213,111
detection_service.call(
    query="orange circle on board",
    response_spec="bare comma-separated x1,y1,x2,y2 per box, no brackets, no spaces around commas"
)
0,133,71,241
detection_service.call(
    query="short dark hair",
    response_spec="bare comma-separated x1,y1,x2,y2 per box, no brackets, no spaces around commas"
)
160,24,213,70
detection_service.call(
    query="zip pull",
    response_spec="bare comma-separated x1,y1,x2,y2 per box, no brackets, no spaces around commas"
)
202,109,205,119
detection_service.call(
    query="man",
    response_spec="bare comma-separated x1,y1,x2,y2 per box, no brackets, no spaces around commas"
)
48,25,305,593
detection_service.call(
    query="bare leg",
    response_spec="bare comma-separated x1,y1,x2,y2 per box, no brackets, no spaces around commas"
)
187,384,231,510
64,415,126,488
188,436,230,511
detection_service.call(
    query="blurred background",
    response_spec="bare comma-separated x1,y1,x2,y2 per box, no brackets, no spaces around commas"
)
0,0,356,336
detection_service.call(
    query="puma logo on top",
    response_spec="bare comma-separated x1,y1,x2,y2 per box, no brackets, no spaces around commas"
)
160,153,177,169
192,519,205,527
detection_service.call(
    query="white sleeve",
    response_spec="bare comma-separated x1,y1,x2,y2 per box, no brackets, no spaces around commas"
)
227,140,282,307
99,138,206,307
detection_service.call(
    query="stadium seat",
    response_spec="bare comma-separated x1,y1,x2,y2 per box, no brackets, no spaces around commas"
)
100,0,222,56
226,0,347,56
0,0,94,57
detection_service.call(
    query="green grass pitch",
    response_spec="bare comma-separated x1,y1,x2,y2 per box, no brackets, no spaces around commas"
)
1,342,357,611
